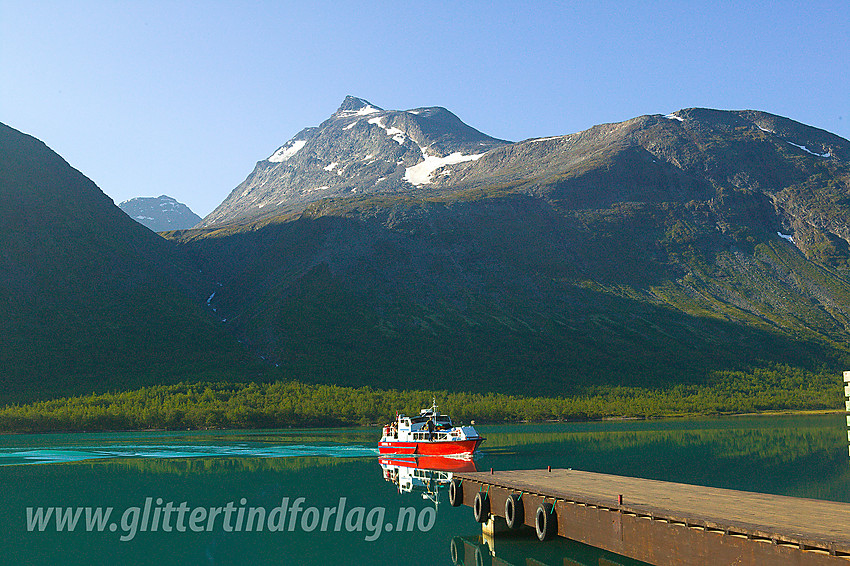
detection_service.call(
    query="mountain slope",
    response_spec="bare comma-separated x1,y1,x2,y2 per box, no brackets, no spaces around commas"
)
0,122,252,402
118,195,202,232
170,105,850,395
200,96,509,227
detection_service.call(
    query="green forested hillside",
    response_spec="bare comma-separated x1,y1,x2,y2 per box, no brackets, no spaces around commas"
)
0,365,839,432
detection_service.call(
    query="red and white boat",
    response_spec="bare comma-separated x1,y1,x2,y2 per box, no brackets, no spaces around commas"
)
378,402,484,458
379,455,478,496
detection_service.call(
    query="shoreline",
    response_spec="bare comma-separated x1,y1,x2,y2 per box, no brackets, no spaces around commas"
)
1,408,844,436
1,373,843,435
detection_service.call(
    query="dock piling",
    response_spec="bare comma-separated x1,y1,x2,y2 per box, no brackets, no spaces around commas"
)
845,371,850,457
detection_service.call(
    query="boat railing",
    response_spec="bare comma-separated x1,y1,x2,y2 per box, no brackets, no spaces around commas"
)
411,431,453,442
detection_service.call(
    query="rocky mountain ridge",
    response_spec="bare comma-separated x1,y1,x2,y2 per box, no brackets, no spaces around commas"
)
119,195,202,232
171,102,850,394
200,96,508,226
5,97,850,402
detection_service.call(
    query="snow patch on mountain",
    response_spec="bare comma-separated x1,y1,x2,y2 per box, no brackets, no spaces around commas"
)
338,105,381,118
527,136,563,143
368,116,407,144
386,127,406,144
404,149,484,186
787,141,831,158
268,139,307,162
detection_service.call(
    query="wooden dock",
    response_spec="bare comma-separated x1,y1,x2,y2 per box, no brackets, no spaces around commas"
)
452,468,850,565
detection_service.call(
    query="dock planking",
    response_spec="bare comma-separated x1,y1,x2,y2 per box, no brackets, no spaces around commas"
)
453,468,850,565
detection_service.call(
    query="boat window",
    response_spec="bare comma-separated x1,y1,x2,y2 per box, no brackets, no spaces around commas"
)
411,416,427,424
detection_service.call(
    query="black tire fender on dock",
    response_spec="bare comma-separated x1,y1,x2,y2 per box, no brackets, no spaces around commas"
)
535,502,556,541
473,491,490,523
504,493,524,529
449,478,463,507
450,537,462,565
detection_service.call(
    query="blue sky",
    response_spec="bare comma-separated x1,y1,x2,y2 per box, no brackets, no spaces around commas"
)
1,1,848,217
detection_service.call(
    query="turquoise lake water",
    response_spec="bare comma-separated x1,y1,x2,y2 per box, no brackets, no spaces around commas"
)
0,414,847,565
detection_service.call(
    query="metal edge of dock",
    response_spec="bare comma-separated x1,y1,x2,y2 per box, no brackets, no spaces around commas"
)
452,468,850,566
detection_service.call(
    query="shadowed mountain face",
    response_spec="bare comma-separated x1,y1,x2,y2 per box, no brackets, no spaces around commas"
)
0,123,253,402
4,98,850,402
170,102,850,394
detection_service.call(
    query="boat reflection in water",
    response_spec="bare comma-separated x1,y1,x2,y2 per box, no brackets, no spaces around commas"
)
378,458,647,565
449,534,648,566
378,455,477,505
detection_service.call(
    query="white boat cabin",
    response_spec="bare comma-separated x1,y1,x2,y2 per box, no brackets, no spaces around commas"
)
384,407,477,443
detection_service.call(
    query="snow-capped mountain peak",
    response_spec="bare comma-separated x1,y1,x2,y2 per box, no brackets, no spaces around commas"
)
200,97,509,227
334,95,383,117
119,195,202,232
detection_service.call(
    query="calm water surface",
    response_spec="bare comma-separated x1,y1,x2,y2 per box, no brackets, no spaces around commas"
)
0,414,847,565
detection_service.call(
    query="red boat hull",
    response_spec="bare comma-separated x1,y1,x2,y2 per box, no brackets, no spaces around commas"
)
378,437,483,457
